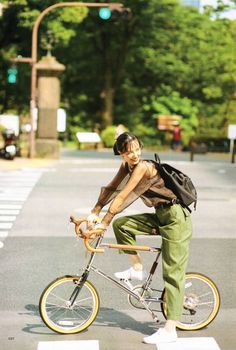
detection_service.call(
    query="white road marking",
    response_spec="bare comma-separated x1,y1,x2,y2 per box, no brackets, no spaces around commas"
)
0,241,4,248
0,204,22,209
61,158,110,164
37,340,99,350
0,216,16,221
0,181,39,185
0,223,13,229
0,231,8,237
0,169,42,239
0,187,33,192
0,209,20,215
70,167,117,172
0,195,29,201
156,337,221,350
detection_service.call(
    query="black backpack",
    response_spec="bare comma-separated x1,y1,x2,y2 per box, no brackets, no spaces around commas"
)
154,154,197,211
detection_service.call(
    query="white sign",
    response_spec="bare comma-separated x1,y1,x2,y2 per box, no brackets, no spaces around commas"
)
25,108,66,132
57,108,66,132
0,114,19,136
228,124,236,140
76,132,101,143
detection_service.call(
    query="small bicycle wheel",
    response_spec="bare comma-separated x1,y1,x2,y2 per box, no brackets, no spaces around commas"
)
39,275,100,334
161,272,220,331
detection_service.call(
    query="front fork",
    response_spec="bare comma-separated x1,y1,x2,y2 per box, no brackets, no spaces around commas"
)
69,243,99,307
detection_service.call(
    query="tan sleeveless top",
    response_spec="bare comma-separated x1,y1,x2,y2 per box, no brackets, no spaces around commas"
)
91,160,176,226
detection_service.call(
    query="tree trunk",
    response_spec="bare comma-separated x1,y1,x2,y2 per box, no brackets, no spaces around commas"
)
101,66,114,126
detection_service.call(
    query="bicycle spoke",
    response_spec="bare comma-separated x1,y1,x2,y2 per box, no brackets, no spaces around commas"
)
197,301,215,306
198,291,214,299
48,306,68,322
161,273,220,330
40,276,99,334
49,292,69,303
73,296,93,305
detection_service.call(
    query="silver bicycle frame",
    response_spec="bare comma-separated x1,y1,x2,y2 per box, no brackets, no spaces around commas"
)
79,235,163,321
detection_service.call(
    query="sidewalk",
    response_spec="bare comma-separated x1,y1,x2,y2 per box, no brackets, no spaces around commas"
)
0,149,233,172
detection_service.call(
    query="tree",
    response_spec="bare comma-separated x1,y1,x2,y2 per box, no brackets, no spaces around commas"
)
0,0,88,113
117,0,236,137
0,0,235,143
143,89,199,144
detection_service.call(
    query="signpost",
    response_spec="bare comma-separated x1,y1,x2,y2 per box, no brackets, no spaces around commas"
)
227,124,236,163
157,115,181,131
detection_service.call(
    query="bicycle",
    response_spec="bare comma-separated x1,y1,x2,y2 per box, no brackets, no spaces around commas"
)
39,216,220,335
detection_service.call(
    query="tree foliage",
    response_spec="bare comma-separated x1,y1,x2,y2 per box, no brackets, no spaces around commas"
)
0,0,235,146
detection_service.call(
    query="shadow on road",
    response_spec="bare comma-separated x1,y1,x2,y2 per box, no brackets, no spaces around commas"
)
21,304,158,335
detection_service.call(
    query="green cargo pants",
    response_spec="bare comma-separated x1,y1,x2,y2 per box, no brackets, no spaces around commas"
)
112,204,192,321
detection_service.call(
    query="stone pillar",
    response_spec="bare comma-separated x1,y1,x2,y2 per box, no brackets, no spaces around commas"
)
35,56,65,158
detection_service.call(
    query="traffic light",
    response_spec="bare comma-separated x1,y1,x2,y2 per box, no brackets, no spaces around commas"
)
98,7,131,21
7,66,17,84
98,7,111,20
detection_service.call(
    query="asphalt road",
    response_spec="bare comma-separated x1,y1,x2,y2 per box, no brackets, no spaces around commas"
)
0,149,235,350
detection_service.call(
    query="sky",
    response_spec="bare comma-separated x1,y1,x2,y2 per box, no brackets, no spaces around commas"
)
201,0,236,19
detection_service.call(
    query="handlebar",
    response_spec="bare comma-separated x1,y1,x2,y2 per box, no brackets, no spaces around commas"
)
70,216,160,254
70,216,105,253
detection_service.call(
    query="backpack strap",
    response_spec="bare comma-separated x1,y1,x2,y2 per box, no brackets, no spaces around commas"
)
154,153,161,164
153,154,174,204
154,153,192,213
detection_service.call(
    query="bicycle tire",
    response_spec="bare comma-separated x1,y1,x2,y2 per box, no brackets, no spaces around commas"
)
39,275,100,334
161,272,220,331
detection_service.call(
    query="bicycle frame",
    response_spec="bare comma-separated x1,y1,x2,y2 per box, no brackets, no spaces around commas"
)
73,235,164,321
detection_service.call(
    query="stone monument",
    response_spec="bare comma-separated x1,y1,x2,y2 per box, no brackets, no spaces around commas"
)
35,55,65,158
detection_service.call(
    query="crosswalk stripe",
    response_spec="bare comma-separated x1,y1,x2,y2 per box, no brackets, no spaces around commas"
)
157,337,221,350
0,209,20,215
0,187,33,191
0,231,8,237
0,204,22,209
0,195,28,201
0,169,43,240
0,222,13,229
0,216,16,221
0,181,40,185
37,340,99,350
0,192,30,197
70,167,116,173
0,176,42,179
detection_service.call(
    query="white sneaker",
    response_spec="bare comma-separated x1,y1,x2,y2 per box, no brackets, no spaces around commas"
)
143,328,177,344
114,267,147,281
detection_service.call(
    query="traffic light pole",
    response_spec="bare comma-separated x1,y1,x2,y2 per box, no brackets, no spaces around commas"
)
14,2,124,158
